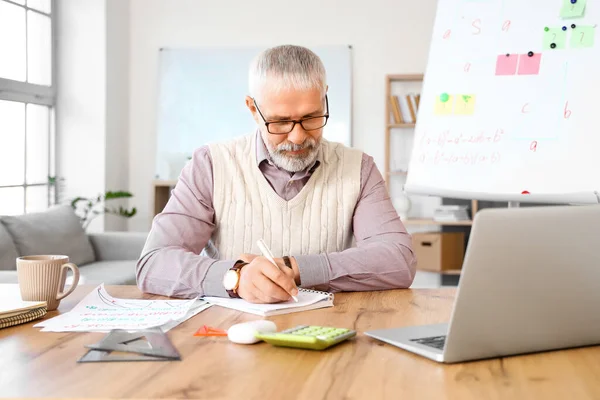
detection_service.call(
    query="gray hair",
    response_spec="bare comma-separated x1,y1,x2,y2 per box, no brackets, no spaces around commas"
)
248,45,327,101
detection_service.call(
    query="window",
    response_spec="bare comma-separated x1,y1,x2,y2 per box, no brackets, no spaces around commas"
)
0,0,55,215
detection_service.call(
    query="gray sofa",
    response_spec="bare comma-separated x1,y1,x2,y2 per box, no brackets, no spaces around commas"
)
0,205,147,285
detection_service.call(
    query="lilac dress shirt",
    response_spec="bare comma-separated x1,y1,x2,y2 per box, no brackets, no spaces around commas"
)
136,133,416,298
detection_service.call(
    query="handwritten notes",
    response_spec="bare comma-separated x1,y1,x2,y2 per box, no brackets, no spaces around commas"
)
34,284,211,332
434,94,454,115
560,0,586,19
570,25,595,48
419,150,502,166
543,27,568,50
518,53,542,75
417,129,504,166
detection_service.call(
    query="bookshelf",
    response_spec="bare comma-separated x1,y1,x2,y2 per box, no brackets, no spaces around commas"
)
384,74,422,185
153,179,177,221
384,74,479,227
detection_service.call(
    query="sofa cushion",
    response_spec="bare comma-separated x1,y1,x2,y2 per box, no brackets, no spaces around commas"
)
0,261,136,285
0,222,19,271
0,270,18,283
78,261,137,285
1,205,95,267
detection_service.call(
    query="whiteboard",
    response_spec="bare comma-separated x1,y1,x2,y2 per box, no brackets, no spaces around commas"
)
155,46,352,180
405,0,600,204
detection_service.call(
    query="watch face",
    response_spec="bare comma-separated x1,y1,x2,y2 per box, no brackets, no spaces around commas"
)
223,269,239,290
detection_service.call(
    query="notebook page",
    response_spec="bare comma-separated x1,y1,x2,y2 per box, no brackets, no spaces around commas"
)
204,288,330,313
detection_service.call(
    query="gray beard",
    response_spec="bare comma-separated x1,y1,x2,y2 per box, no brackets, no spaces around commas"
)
266,138,320,172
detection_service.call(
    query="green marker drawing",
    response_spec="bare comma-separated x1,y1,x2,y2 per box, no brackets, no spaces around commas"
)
440,93,450,102
462,95,472,102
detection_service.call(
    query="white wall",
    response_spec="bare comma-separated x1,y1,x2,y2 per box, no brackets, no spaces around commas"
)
56,0,106,232
127,0,439,231
105,0,130,231
56,0,130,232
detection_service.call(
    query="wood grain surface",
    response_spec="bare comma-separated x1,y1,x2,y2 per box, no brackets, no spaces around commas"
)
0,284,599,399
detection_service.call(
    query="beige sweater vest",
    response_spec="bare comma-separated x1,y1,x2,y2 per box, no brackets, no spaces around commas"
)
206,134,363,260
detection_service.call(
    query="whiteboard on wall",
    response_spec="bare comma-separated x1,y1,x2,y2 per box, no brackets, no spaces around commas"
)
405,0,600,204
155,46,352,180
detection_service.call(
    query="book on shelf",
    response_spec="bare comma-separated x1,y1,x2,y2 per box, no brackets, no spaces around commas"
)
389,93,421,125
405,94,417,123
389,95,403,124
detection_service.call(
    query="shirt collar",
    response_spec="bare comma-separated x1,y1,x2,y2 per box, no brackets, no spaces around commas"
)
255,131,321,173
256,130,272,166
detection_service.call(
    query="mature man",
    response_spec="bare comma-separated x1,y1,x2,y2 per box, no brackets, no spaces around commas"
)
137,45,416,303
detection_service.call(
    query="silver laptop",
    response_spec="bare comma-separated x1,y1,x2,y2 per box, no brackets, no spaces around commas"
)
365,204,600,363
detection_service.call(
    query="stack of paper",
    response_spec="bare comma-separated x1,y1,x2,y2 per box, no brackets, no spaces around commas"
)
0,299,47,329
35,284,211,332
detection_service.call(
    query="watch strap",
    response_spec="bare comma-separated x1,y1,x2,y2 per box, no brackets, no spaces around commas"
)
226,260,247,298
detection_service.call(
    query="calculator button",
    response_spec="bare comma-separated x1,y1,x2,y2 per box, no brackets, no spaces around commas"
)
255,325,357,351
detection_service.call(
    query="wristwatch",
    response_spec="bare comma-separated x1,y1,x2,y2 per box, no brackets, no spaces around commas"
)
223,261,247,298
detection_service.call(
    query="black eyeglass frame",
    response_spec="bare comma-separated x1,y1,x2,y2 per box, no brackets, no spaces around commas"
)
252,95,330,135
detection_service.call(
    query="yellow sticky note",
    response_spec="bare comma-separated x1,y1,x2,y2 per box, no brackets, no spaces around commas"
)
454,94,476,115
434,94,454,115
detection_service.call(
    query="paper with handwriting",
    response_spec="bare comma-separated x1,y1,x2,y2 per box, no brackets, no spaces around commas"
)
34,284,210,332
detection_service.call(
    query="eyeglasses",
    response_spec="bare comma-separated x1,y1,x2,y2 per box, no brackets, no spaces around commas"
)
253,95,329,135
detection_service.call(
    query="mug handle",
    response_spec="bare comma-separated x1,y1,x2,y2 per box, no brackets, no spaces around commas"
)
56,263,80,301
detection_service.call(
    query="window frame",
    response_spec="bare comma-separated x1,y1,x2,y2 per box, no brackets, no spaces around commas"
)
0,0,57,214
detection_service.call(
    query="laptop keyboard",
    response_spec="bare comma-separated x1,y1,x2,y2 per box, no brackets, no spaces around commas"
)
410,335,446,350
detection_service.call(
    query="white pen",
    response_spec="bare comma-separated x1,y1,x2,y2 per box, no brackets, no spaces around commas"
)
256,239,299,302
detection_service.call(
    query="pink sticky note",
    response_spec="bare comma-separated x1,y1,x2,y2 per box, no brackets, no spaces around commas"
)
495,54,518,75
517,53,542,75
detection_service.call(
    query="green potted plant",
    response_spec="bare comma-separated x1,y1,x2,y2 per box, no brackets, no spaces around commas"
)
70,191,137,230
48,176,137,230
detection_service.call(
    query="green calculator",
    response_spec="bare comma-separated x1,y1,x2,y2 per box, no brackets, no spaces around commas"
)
255,325,357,350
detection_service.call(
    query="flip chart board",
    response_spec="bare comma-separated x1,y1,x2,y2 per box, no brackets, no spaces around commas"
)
406,0,600,204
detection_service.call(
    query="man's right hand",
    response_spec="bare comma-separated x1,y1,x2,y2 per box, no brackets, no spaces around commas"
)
236,256,299,304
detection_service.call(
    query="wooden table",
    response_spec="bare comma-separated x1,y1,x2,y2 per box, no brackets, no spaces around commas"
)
1,285,599,399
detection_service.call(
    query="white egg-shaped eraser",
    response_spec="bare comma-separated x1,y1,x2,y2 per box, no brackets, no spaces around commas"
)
227,320,277,344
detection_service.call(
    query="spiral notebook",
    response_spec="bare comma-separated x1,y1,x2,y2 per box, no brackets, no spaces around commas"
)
203,288,334,316
0,299,47,329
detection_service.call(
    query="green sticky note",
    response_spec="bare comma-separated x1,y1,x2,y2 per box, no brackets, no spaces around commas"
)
570,25,595,48
543,27,567,50
560,0,586,19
